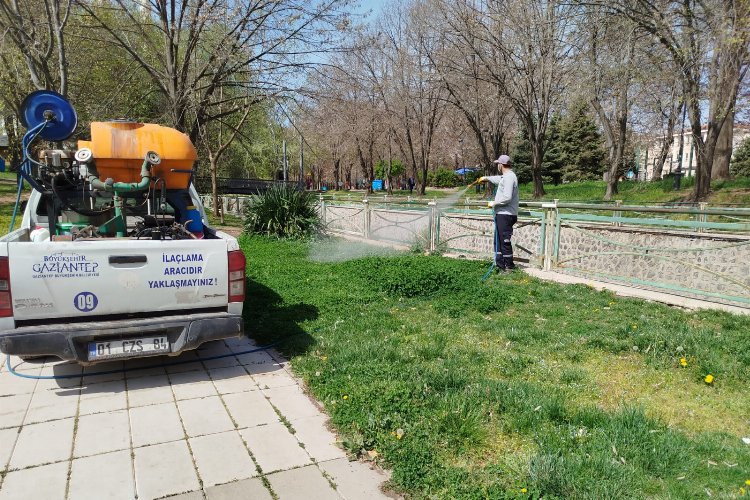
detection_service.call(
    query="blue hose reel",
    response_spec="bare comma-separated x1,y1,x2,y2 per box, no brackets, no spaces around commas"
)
19,90,78,141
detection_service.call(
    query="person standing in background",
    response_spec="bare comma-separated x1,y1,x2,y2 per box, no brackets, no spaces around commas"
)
479,155,519,271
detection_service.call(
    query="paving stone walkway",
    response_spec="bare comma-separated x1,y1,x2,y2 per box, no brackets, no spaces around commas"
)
0,337,394,499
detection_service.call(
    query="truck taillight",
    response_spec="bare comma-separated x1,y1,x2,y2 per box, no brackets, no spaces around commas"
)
0,257,11,317
228,250,246,303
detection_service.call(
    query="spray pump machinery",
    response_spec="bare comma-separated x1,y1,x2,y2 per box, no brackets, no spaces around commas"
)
16,91,203,241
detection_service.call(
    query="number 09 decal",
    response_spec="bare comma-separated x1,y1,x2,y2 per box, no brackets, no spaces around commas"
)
73,292,98,312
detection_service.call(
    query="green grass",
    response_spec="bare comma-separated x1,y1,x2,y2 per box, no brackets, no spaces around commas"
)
241,236,750,499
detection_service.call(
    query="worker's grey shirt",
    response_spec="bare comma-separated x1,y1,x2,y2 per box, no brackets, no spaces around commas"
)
485,170,519,216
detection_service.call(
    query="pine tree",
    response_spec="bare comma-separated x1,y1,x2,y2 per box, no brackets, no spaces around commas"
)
730,137,750,177
559,101,607,182
543,113,565,184
510,127,533,184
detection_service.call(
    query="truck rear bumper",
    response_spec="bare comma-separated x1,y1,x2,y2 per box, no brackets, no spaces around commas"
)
0,312,243,364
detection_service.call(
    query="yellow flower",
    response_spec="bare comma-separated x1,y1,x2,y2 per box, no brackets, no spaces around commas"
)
745,479,750,486
520,487,527,493
704,374,714,384
321,356,328,361
632,324,638,330
343,395,349,400
679,357,687,367
741,486,746,496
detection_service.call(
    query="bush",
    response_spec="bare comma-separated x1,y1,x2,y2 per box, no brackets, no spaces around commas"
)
428,168,460,188
731,137,750,177
244,184,321,239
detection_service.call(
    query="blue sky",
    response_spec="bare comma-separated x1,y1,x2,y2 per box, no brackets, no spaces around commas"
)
354,0,387,22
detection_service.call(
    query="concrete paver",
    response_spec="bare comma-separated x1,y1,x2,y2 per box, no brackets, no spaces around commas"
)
0,428,19,469
263,385,322,420
69,450,135,500
252,370,298,389
267,465,341,500
320,457,393,500
25,387,79,424
241,421,312,474
0,461,68,500
0,341,395,499
170,370,218,400
126,374,173,407
74,409,130,457
209,366,257,394
189,430,257,486
222,390,279,429
134,440,200,500
177,396,234,437
0,393,33,429
78,390,128,416
9,418,74,469
130,402,185,447
205,478,272,500
291,415,346,462
169,491,206,500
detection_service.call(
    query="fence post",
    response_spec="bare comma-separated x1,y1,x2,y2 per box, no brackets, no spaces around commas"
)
363,199,371,239
542,201,557,271
614,200,623,227
698,202,708,232
319,194,326,227
428,201,437,252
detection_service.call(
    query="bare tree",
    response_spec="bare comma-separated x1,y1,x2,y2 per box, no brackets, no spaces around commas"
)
77,0,353,141
368,1,447,195
584,12,639,200
441,0,574,198
607,0,750,199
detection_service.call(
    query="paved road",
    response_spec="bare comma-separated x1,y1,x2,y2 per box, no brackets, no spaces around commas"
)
0,337,393,499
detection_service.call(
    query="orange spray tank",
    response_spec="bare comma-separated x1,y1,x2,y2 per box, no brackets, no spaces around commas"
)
78,121,197,189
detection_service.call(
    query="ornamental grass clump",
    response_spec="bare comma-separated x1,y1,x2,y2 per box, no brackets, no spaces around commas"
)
244,184,321,239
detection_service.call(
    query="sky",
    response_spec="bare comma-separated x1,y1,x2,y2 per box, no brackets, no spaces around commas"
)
354,0,387,23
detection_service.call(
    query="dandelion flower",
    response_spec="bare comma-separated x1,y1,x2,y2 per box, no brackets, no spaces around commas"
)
632,324,638,330
741,487,746,496
746,479,750,486
704,374,714,384
343,395,349,400
396,428,404,440
321,356,328,361
520,487,527,493
679,357,687,367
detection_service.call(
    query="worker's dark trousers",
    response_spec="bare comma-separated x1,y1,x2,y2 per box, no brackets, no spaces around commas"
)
494,214,517,269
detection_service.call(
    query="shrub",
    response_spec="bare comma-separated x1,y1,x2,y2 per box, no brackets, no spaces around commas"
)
244,184,321,239
428,168,460,188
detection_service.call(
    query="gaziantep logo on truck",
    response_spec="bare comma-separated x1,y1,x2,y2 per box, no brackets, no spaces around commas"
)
32,252,100,279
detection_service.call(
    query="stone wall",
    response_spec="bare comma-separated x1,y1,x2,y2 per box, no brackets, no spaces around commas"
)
555,221,750,305
320,201,750,308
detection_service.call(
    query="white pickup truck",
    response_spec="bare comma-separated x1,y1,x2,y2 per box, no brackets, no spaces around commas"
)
0,185,246,364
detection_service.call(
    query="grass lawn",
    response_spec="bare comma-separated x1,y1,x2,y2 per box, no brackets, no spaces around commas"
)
242,236,750,499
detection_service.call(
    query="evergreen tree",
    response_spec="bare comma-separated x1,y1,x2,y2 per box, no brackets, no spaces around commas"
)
510,127,533,184
559,101,607,182
730,137,750,177
543,113,564,184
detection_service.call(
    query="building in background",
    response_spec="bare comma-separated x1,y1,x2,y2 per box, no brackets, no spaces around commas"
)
637,124,750,181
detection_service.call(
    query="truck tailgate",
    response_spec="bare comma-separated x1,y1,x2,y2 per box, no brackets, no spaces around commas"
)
8,239,229,321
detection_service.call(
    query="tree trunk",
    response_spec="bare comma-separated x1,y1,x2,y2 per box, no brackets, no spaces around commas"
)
210,157,223,225
334,158,341,190
711,108,733,180
530,139,546,198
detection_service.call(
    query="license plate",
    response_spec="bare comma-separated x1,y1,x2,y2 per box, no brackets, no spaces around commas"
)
88,337,169,360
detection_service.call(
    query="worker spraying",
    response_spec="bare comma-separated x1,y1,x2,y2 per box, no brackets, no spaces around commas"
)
478,155,519,272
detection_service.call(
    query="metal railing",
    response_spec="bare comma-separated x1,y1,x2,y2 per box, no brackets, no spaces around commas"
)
319,196,750,309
